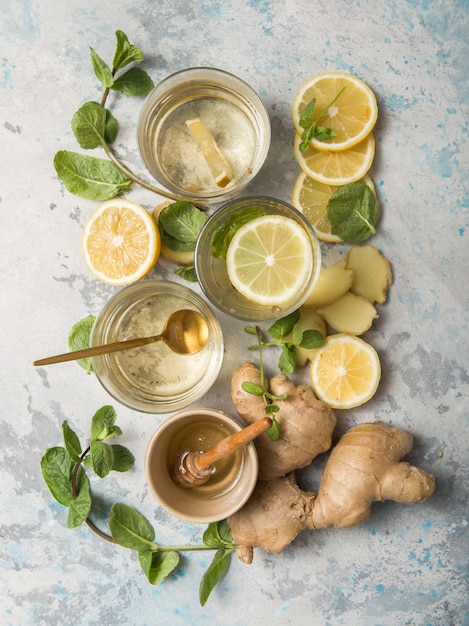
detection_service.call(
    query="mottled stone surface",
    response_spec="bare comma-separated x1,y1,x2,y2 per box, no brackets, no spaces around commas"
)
1,1,467,624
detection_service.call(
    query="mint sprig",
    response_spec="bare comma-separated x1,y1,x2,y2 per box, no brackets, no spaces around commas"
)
53,30,188,203
246,309,324,376
40,406,235,605
242,310,324,441
298,86,346,152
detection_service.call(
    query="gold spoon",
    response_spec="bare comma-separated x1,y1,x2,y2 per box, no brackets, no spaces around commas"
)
33,309,210,366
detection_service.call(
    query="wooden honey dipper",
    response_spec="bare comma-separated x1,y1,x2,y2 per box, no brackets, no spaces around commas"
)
174,416,272,488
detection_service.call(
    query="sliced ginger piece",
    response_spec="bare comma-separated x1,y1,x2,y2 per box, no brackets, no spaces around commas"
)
304,260,355,308
346,244,392,304
185,117,233,187
317,291,378,335
287,308,327,367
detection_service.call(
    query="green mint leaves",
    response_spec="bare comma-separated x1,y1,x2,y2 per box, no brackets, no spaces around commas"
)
327,182,380,242
247,309,324,377
210,206,268,259
298,87,345,152
199,521,236,606
54,151,132,201
158,201,208,252
54,30,154,201
41,406,134,529
243,311,324,441
67,315,96,373
41,406,234,605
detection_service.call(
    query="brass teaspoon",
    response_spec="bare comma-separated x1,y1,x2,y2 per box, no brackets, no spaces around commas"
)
33,309,210,366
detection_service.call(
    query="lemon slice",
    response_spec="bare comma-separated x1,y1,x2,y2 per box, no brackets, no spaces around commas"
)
82,199,160,286
294,132,375,186
309,333,381,409
225,215,313,306
186,117,233,187
292,172,376,243
292,72,378,152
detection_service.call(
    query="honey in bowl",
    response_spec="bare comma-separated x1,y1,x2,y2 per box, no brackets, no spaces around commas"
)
145,409,259,524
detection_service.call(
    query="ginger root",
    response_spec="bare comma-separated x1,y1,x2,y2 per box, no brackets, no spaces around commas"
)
231,361,336,480
228,421,435,560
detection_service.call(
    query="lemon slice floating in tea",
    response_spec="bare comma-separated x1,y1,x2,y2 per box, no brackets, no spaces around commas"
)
225,215,313,307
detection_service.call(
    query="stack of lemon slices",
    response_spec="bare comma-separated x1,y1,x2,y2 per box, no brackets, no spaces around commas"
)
291,72,378,243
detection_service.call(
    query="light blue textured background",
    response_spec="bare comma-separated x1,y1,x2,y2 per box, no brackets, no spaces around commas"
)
1,1,468,624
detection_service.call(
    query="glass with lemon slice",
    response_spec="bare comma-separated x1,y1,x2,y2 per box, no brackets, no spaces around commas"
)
195,197,321,321
138,68,271,204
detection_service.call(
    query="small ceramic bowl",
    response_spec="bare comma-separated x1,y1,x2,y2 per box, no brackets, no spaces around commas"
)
194,196,322,321
90,281,223,414
145,408,259,524
137,67,271,204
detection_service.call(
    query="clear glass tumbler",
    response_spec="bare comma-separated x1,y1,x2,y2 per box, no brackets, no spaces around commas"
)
194,196,322,321
137,67,271,204
90,280,224,413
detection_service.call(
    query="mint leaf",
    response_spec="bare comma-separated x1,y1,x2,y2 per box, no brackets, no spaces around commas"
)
54,150,132,200
299,329,324,349
90,441,114,478
327,182,380,243
67,470,91,528
159,202,207,250
113,30,144,69
104,109,118,144
109,503,155,552
210,206,267,259
175,265,197,282
299,98,317,128
68,314,95,373
268,309,300,339
203,521,233,548
265,415,280,440
139,550,180,586
71,101,106,149
110,444,135,472
298,87,345,153
90,48,114,89
41,447,75,506
241,381,265,396
278,344,296,375
112,67,154,96
199,547,233,607
91,405,118,440
62,420,82,464
291,323,304,346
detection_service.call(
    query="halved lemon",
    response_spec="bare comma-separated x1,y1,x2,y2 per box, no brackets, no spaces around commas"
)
294,132,375,186
82,199,160,286
310,333,381,409
291,172,376,243
292,72,378,152
225,215,313,306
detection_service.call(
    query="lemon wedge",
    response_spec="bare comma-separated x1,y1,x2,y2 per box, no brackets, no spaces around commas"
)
186,117,233,187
